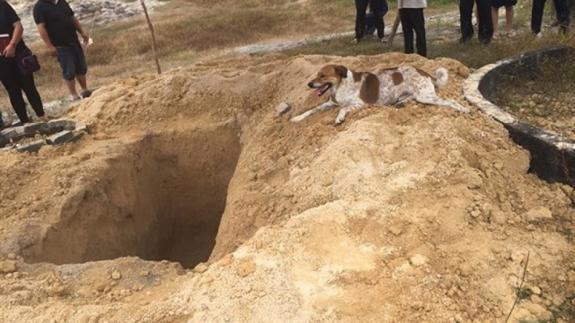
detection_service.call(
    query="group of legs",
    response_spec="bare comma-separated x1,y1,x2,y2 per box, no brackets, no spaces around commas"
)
354,0,388,42
492,0,570,38
461,0,571,44
354,0,427,57
354,0,572,61
0,44,90,127
0,59,45,125
532,0,571,35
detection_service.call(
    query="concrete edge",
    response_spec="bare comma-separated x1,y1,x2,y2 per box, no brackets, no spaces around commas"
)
463,46,575,186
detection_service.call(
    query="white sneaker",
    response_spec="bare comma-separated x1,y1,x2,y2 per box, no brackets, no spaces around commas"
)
68,95,82,102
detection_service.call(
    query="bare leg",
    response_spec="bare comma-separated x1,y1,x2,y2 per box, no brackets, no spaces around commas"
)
505,6,514,35
491,7,499,37
415,94,470,113
291,101,337,123
76,75,88,92
65,79,79,98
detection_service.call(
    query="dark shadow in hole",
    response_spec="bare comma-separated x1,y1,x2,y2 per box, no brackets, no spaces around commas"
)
26,124,241,268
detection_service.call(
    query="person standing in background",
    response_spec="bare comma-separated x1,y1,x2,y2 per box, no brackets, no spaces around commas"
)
460,0,494,44
491,0,517,38
398,0,427,57
532,0,570,35
0,0,45,124
34,0,92,101
355,0,388,43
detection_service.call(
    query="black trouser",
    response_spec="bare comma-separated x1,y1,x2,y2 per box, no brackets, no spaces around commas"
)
531,0,571,34
0,58,44,124
399,8,427,57
459,0,493,43
355,0,385,40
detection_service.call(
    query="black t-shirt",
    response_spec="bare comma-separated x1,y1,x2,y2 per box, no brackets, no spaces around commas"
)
33,0,78,46
0,0,27,53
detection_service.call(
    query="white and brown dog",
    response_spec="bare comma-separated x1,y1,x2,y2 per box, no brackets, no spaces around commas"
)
291,64,469,124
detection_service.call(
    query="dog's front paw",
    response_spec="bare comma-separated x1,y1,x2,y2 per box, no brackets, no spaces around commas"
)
335,116,346,125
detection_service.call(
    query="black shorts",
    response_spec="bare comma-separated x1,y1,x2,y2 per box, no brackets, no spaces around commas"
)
56,42,87,81
491,0,517,8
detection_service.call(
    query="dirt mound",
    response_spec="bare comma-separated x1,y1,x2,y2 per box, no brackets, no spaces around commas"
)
0,53,573,322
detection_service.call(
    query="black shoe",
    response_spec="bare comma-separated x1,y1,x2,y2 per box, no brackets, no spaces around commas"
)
479,37,492,45
81,89,93,98
459,37,472,44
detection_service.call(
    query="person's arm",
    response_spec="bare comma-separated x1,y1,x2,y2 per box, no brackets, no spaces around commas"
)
72,17,89,43
2,21,22,58
2,1,22,57
37,23,57,56
33,5,57,56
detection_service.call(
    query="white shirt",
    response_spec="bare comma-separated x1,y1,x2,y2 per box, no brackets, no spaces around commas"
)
398,0,427,9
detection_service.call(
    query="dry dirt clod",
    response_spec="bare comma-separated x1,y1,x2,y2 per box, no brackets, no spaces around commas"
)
275,102,291,117
409,254,428,267
0,260,17,274
388,225,403,236
236,259,256,278
523,207,553,222
110,270,122,280
193,263,208,274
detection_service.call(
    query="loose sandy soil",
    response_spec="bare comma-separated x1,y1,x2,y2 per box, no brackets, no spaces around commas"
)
0,53,574,322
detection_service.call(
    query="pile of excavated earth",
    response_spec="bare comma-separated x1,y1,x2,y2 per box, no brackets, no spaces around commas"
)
0,53,573,322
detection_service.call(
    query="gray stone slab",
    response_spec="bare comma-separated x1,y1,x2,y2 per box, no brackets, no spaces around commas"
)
0,136,8,148
47,119,76,132
75,122,88,133
47,130,75,145
70,131,85,142
16,140,45,153
0,146,13,153
0,126,26,142
23,122,48,136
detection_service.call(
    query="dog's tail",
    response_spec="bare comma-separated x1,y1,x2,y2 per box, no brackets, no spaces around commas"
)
433,68,449,89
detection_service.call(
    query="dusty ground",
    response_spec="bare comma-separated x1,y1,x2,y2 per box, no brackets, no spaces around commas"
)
0,53,574,322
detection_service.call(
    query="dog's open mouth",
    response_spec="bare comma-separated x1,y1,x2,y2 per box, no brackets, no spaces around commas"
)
315,83,332,97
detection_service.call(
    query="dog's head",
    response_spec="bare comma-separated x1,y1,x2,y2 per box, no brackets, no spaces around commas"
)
307,65,348,97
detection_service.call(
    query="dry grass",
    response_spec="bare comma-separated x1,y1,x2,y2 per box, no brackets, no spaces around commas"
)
0,0,545,113
2,0,358,110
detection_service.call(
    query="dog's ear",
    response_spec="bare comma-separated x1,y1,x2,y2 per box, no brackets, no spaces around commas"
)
334,65,348,78
359,73,380,104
